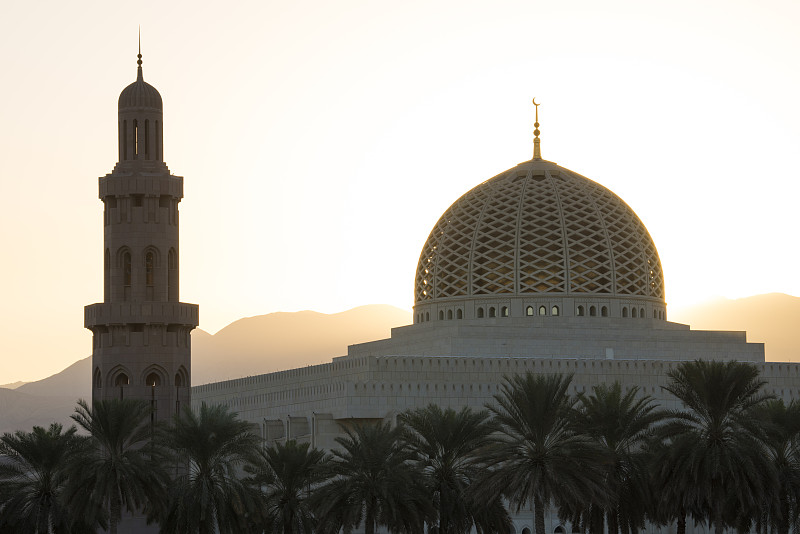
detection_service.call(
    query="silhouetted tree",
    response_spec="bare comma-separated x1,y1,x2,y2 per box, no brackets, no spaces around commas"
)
66,399,170,534
249,439,328,534
0,423,93,533
312,421,431,534
661,360,775,534
399,404,512,534
160,402,263,534
481,372,606,534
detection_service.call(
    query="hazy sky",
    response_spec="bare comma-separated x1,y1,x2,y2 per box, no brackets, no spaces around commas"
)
2,0,799,384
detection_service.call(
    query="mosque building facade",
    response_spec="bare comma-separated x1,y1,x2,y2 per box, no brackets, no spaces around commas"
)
193,103,800,533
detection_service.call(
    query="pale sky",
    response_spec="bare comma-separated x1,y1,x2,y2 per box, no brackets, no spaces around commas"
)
1,0,799,384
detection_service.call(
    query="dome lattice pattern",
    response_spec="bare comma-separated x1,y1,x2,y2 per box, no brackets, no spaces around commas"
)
415,161,664,304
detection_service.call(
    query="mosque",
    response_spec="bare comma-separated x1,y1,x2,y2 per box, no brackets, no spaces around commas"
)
87,52,800,534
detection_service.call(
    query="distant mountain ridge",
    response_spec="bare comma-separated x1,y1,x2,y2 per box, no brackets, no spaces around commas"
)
2,296,799,434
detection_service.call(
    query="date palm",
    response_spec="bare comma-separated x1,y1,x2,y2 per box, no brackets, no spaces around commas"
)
0,423,91,534
757,399,800,534
312,420,430,534
572,382,666,534
67,398,170,534
481,372,606,534
661,359,775,534
399,404,512,534
249,439,329,534
161,402,263,534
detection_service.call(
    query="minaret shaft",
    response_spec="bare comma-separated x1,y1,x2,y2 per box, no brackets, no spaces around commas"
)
85,53,198,421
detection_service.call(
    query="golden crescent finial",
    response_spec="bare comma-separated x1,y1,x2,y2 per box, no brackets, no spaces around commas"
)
532,97,541,160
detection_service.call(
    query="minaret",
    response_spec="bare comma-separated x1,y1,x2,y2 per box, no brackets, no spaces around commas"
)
85,47,199,421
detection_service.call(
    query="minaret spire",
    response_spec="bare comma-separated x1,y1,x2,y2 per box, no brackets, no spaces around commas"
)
532,97,542,160
137,27,143,80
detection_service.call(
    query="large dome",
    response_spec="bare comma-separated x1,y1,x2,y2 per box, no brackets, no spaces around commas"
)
413,158,665,323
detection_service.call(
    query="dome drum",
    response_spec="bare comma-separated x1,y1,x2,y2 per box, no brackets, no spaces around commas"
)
413,159,666,324
413,295,666,324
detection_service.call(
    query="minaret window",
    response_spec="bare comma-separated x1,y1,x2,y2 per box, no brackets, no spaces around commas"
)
145,251,155,286
94,368,102,389
123,120,128,160
146,372,161,387
104,249,110,301
122,251,132,300
115,373,129,386
155,120,160,160
144,119,150,160
133,120,139,156
168,248,178,301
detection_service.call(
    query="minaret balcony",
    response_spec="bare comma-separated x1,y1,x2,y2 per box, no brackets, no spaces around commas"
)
85,302,199,328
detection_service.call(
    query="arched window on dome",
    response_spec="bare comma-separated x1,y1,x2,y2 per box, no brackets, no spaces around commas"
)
526,306,534,316
447,310,453,320
123,120,128,160
94,368,102,389
653,310,657,319
622,307,628,318
577,306,584,317
438,310,444,321
539,306,547,316
456,309,463,320
552,306,559,316
640,307,645,318
115,373,129,387
425,312,430,322
122,250,132,301
489,307,496,318
477,307,484,319
501,306,509,317
601,306,608,317
589,306,596,317
631,307,638,318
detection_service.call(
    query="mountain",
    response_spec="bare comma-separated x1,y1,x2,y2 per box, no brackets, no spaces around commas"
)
0,381,28,390
669,293,800,362
191,304,412,384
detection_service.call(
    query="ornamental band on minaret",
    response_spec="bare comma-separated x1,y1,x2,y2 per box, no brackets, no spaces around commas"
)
85,48,199,420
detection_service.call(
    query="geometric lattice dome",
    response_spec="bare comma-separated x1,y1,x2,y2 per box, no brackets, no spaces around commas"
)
414,158,665,322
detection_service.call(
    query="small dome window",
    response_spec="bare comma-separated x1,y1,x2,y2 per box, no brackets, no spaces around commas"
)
489,307,496,318
477,307,484,318
640,307,645,318
632,307,638,318
589,306,596,317
526,306,534,316
501,306,509,317
622,307,628,318
601,306,608,317
539,306,547,316
551,306,559,316
456,309,463,319
425,312,430,322
447,310,453,320
577,306,584,317
438,310,444,321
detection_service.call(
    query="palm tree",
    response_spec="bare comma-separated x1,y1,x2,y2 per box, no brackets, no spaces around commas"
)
661,359,775,534
66,398,170,534
312,420,431,534
481,372,606,534
572,382,666,534
249,439,329,534
399,404,512,534
0,423,92,534
757,399,800,534
161,402,263,534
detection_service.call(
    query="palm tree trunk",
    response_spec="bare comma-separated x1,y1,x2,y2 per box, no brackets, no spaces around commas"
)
676,515,686,534
365,500,375,534
534,496,546,534
607,509,618,534
109,494,120,534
